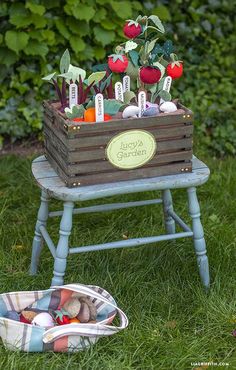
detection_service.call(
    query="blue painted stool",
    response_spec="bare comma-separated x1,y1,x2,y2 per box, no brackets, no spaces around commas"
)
30,155,210,289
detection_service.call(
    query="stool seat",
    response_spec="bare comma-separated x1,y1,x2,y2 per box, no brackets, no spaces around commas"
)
32,155,210,202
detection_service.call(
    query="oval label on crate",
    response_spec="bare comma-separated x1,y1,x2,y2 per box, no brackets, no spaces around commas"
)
106,129,157,170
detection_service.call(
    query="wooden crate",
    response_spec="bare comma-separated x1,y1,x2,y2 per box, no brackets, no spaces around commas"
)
43,100,193,187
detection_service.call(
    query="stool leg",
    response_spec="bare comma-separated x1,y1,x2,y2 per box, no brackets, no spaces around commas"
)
30,190,49,275
187,187,210,289
162,189,175,234
51,201,74,286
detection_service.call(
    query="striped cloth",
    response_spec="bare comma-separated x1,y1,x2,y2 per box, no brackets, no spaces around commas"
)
0,284,128,352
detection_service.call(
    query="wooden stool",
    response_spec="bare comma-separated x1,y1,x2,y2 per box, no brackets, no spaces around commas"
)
30,155,210,289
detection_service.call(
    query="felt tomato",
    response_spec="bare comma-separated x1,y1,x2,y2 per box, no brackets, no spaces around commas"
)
20,314,31,324
166,62,183,79
108,55,128,73
54,308,70,325
55,315,70,325
123,22,142,39
103,114,112,121
139,66,161,84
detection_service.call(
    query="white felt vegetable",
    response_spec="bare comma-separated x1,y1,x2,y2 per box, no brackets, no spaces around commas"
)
159,102,177,113
122,106,140,118
32,313,55,327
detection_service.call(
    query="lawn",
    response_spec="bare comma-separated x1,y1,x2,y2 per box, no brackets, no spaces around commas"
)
0,150,235,370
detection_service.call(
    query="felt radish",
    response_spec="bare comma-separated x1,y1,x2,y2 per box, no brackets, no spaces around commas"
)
108,55,128,73
166,62,183,79
123,21,142,39
140,66,161,84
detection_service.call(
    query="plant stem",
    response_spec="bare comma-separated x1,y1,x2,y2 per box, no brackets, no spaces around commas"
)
61,78,67,109
53,80,62,104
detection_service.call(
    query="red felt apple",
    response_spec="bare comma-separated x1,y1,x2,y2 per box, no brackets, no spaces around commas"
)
139,66,161,84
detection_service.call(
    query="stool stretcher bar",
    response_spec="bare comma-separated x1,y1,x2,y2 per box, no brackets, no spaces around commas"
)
49,198,162,218
167,209,192,232
69,231,193,254
39,225,56,258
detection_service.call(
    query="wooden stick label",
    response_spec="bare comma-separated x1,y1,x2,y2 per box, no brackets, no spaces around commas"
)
115,82,124,102
69,83,78,108
160,76,172,104
138,91,146,117
123,75,130,92
95,93,104,122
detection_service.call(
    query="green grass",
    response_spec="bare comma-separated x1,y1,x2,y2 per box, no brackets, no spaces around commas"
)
0,151,235,370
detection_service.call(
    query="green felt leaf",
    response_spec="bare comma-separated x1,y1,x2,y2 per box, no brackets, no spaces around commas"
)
125,62,139,80
170,53,178,62
58,72,73,81
104,99,124,115
65,104,85,119
153,61,165,78
148,84,158,94
125,40,138,53
163,40,173,56
88,71,106,85
24,40,49,59
0,47,18,66
129,50,139,67
147,38,158,53
69,36,85,53
157,78,165,91
92,63,109,72
124,91,136,104
93,26,115,46
68,64,86,82
100,73,112,91
148,15,165,34
26,2,45,15
42,72,57,82
5,31,29,55
110,1,132,19
60,49,70,74
158,90,171,101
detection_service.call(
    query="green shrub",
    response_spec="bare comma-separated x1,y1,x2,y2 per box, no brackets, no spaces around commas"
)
0,0,235,155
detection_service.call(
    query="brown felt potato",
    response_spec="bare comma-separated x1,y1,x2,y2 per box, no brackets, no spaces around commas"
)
77,302,90,323
79,297,97,321
62,297,81,318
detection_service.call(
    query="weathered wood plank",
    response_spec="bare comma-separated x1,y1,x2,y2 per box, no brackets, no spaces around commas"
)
46,151,192,187
46,145,192,176
44,114,193,149
44,100,193,137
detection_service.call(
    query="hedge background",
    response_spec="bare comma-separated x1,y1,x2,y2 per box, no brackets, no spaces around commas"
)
0,0,235,155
